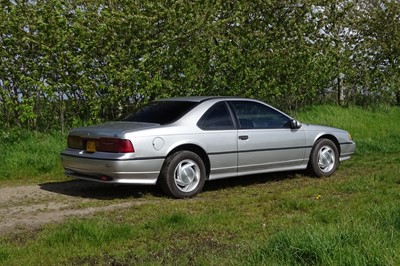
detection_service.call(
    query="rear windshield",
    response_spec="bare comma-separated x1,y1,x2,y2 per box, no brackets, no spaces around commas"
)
122,101,199,125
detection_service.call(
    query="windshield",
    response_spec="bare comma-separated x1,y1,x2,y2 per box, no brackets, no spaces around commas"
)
122,101,199,125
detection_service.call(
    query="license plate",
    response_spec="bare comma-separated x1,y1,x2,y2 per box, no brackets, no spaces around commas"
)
86,140,96,153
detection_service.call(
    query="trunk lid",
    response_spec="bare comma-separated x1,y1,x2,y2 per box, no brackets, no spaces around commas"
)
69,121,159,138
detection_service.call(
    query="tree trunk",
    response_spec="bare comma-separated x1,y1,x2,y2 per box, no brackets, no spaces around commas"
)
337,75,344,106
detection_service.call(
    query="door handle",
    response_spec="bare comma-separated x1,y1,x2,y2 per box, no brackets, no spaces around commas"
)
239,135,249,140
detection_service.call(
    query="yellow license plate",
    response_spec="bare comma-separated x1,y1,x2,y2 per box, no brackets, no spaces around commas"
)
86,140,96,153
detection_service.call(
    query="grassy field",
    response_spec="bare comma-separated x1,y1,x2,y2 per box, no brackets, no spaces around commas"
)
0,129,66,185
1,105,400,265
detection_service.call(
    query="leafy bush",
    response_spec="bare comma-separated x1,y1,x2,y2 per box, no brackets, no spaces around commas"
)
1,1,399,131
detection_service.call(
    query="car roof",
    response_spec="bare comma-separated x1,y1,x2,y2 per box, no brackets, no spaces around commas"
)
155,96,249,103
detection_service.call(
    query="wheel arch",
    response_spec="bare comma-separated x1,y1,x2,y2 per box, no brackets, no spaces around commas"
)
307,134,341,177
315,134,341,155
164,144,211,179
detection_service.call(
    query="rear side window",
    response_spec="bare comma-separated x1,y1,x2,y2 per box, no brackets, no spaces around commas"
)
197,102,234,130
123,101,198,125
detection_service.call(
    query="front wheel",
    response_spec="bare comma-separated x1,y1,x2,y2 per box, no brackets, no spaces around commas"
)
158,151,206,199
308,139,339,177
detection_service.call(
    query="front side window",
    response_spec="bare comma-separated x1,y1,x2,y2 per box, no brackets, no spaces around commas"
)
123,101,198,125
197,102,234,130
229,101,290,129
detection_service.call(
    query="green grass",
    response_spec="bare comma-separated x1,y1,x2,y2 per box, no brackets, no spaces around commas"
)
0,105,400,265
0,129,67,184
293,105,400,155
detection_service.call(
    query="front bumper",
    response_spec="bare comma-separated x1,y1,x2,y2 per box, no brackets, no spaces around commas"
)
339,141,356,161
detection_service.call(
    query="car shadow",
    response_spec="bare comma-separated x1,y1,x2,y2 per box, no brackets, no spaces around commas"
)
202,171,303,193
39,180,164,200
40,171,304,200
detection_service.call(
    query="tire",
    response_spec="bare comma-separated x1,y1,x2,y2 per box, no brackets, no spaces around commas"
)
158,151,206,199
308,139,339,177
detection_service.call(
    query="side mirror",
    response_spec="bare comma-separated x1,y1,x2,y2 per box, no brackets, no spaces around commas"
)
290,119,302,129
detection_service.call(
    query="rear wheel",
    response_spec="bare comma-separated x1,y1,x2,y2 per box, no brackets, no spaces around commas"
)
159,151,206,198
308,139,339,177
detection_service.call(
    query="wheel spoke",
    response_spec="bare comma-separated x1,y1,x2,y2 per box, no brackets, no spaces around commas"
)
175,178,187,187
174,159,200,192
318,146,335,172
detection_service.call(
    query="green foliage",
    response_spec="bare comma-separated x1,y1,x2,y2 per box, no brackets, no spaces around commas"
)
354,0,400,105
1,1,399,131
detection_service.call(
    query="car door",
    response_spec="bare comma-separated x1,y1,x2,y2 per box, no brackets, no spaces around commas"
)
228,100,306,175
197,101,238,180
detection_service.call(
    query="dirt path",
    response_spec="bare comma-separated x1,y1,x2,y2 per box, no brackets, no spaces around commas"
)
0,180,161,235
0,174,274,235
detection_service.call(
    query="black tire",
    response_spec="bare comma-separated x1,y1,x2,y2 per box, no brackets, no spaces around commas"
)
158,151,206,199
308,139,339,177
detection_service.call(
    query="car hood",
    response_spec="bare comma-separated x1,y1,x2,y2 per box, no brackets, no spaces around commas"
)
302,123,347,133
69,121,160,138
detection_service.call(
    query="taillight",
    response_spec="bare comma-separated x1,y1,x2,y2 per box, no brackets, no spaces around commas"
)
96,138,135,153
68,135,83,149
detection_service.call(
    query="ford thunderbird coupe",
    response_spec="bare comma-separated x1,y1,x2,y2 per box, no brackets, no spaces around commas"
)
60,96,356,198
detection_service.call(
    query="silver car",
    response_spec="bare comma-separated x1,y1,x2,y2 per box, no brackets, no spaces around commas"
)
60,96,356,198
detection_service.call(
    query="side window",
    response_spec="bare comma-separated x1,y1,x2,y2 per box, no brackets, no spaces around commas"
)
197,102,234,130
230,101,290,129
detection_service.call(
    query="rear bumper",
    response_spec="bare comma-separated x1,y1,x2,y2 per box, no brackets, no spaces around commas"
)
60,151,164,185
